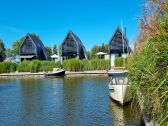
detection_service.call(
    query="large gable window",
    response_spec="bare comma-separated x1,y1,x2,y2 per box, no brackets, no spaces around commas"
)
21,37,36,55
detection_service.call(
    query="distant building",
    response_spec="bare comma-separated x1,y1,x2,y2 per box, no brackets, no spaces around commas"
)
19,33,49,61
108,27,131,67
61,31,88,60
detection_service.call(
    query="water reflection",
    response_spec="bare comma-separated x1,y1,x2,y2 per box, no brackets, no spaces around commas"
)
109,101,140,126
0,76,140,126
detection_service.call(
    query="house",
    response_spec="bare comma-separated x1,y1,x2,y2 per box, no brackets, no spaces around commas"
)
61,31,88,60
19,33,49,61
108,27,131,67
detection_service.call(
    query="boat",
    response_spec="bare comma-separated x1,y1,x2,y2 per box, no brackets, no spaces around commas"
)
45,68,65,77
108,71,130,106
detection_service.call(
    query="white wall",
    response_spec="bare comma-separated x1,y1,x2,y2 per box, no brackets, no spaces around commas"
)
104,54,110,60
110,53,128,69
122,53,128,58
110,54,116,68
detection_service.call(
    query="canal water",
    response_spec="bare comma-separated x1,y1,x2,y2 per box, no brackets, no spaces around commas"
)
0,76,140,126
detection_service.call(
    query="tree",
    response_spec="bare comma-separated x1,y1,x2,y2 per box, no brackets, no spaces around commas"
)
11,37,25,56
52,44,57,54
32,33,40,39
45,46,52,57
89,43,109,59
58,45,62,55
0,40,6,61
46,44,57,56
90,45,99,59
5,48,12,57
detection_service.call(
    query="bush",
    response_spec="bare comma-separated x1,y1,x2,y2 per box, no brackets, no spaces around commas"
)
0,62,17,73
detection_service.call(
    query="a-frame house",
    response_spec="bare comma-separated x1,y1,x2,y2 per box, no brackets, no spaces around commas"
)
19,33,49,61
108,27,131,67
61,31,88,60
109,27,131,56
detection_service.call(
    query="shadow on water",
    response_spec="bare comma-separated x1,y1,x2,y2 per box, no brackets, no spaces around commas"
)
0,76,140,126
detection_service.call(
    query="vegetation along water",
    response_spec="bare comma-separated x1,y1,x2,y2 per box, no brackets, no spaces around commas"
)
127,0,168,125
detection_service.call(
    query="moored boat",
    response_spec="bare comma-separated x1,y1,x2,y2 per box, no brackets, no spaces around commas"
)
108,71,130,106
45,68,65,77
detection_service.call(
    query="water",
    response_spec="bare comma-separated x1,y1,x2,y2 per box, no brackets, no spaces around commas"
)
0,76,140,126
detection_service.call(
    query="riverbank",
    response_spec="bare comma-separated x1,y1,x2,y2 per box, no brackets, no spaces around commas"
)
0,70,109,77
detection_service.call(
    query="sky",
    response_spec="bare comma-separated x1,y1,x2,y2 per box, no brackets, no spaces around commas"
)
0,0,143,50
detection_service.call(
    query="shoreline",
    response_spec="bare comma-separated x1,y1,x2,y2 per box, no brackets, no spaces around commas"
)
0,70,108,77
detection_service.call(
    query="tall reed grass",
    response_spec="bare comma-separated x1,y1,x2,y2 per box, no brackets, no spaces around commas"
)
115,57,127,67
0,62,17,73
127,1,168,124
63,59,110,71
18,60,61,72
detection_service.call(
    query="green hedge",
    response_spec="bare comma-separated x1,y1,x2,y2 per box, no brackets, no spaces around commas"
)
63,59,110,71
0,62,17,73
18,60,61,72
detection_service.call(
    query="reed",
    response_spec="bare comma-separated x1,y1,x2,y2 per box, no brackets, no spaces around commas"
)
115,57,127,67
127,0,168,125
63,59,110,71
18,60,61,72
0,62,17,73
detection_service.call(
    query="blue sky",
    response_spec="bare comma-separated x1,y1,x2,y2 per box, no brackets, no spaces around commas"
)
0,0,142,50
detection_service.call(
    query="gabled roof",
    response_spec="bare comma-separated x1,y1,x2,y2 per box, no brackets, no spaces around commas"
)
108,27,131,53
108,27,128,45
62,30,88,58
21,33,49,59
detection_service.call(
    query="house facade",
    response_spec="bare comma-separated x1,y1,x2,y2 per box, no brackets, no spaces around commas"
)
61,31,88,60
108,27,131,67
19,33,49,61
